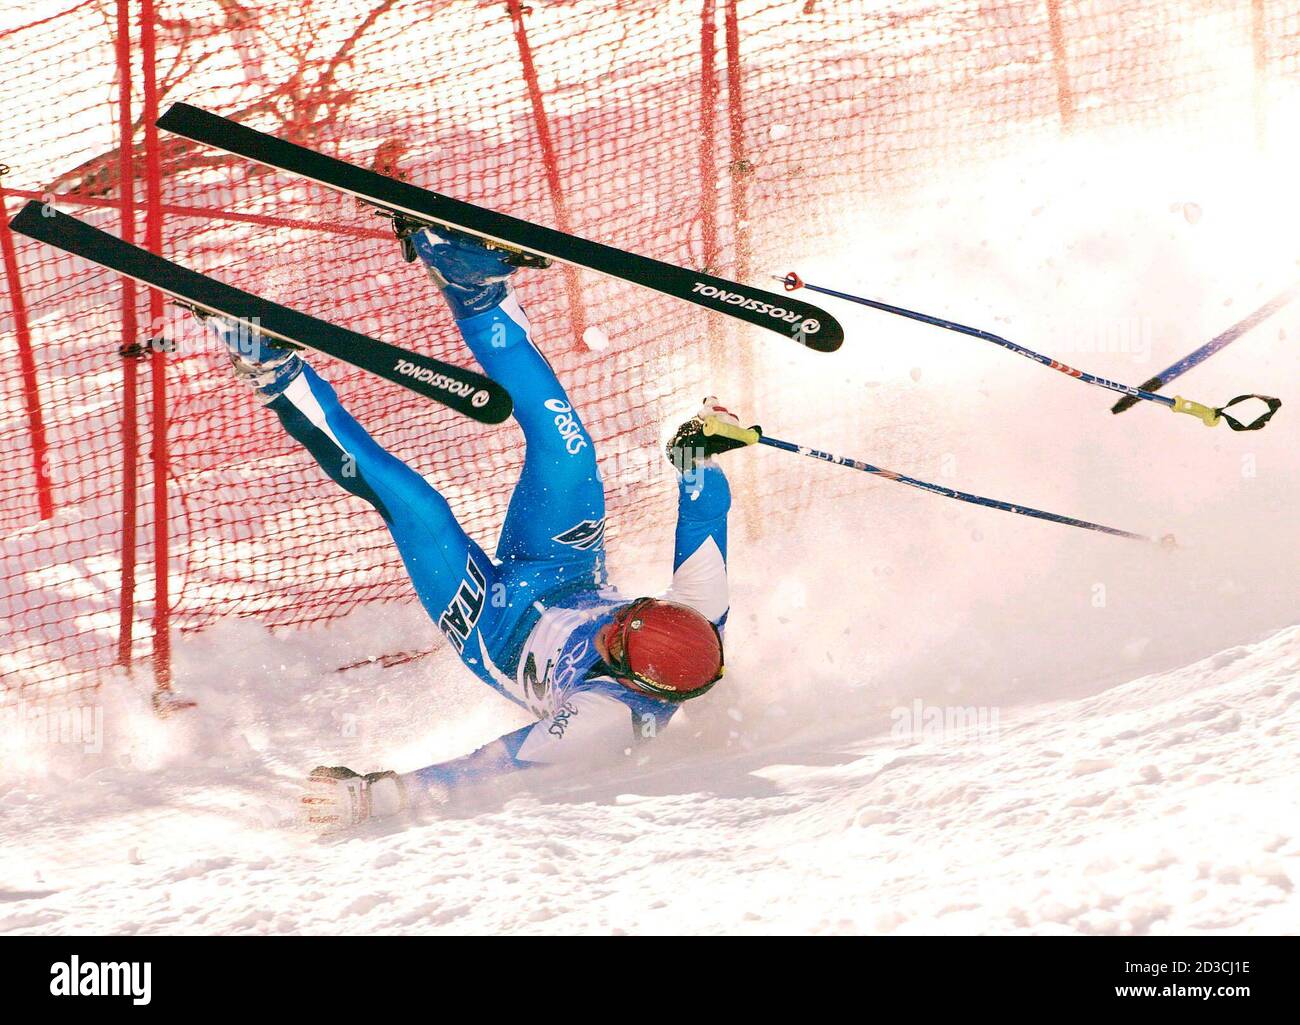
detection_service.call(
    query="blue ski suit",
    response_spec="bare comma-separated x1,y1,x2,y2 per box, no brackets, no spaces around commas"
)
265,290,731,795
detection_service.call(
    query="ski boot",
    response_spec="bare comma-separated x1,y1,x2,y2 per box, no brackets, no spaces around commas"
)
202,313,304,402
391,214,550,319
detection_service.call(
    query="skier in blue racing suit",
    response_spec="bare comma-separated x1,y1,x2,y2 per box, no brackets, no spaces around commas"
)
211,226,758,830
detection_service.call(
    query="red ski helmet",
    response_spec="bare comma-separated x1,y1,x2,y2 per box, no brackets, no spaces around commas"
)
601,598,725,702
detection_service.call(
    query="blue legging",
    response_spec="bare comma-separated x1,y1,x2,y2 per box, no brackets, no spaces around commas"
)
267,293,605,693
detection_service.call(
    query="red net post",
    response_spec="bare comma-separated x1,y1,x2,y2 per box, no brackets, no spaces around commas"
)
0,178,54,522
141,0,173,695
507,0,587,346
113,0,141,671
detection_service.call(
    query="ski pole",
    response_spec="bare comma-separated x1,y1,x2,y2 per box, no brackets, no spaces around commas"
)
1111,281,1299,414
702,419,1170,545
778,271,1281,432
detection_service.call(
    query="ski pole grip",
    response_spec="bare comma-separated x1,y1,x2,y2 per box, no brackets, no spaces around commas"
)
1170,395,1221,427
702,416,761,446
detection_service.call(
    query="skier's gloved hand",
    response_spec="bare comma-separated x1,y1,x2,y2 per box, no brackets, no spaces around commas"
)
300,766,407,834
204,314,303,402
667,396,761,475
411,225,545,320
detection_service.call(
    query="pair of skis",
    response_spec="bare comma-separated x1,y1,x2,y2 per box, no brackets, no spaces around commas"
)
14,104,1275,544
10,202,514,421
9,103,843,425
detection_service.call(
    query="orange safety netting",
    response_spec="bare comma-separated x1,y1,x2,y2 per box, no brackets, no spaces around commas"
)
2,0,1297,705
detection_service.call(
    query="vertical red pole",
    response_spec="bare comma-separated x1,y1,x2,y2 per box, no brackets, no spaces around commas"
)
506,0,586,344
1251,0,1267,149
1045,0,1075,132
719,0,758,537
698,0,726,366
141,0,171,693
114,0,140,668
723,0,751,283
0,182,54,520
698,0,721,274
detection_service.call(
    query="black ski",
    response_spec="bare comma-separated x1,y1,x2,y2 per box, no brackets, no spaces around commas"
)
8,202,512,424
156,102,844,353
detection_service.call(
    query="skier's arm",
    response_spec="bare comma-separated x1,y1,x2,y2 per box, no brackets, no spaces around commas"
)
404,688,640,796
663,464,731,624
304,683,678,828
662,397,756,624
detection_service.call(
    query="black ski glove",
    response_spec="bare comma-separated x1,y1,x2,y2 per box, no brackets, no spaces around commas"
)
667,396,761,474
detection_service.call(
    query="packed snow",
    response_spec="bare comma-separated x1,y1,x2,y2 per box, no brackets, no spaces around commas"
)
1,609,1296,934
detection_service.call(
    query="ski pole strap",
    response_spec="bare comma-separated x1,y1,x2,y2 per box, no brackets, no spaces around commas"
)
1171,393,1281,430
1217,394,1282,431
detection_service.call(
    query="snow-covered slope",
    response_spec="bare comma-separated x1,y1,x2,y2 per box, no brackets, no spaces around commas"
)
1,614,1295,935
3,50,1298,936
